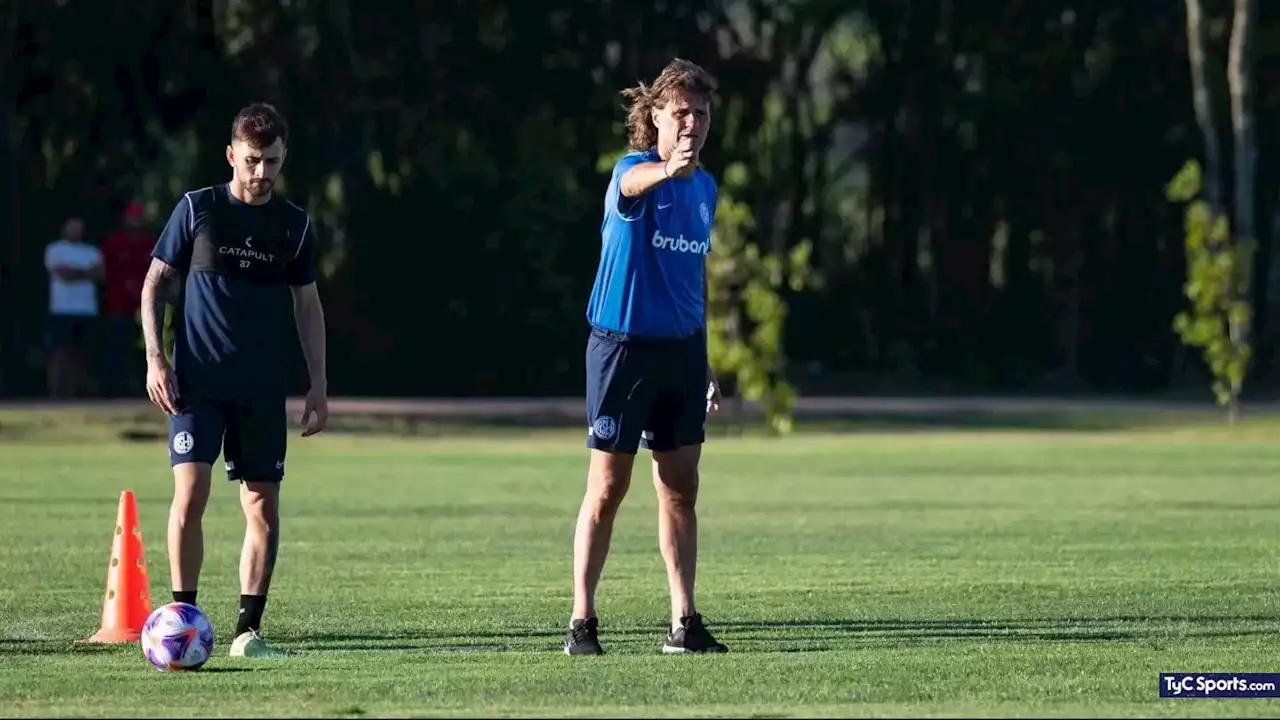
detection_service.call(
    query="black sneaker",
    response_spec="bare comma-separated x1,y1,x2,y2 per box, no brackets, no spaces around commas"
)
662,613,728,654
564,617,604,655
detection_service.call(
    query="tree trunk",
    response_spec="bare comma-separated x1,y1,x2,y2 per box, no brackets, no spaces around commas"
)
1173,0,1224,391
1227,0,1254,411
1229,0,1256,245
1183,0,1224,212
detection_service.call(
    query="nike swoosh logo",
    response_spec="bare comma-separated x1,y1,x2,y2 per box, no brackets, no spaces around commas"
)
657,202,673,209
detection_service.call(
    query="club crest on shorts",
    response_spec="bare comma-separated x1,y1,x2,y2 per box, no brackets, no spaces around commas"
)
172,431,194,455
591,416,617,440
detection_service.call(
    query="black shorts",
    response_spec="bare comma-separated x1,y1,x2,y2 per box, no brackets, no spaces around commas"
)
168,394,287,482
585,326,707,454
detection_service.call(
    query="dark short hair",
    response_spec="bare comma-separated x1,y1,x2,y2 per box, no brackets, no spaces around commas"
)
231,102,289,148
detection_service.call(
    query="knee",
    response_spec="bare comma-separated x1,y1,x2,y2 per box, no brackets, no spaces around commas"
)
588,475,630,515
585,467,632,518
240,482,280,529
170,465,211,522
584,449,635,516
656,474,698,509
653,461,699,509
170,495,205,525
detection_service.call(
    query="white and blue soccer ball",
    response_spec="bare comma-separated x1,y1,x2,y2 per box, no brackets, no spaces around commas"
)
140,602,215,671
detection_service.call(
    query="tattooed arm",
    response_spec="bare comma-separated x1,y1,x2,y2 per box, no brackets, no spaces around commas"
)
141,259,179,363
143,193,196,414
141,258,181,413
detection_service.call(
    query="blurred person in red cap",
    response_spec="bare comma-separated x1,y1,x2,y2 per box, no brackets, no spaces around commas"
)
100,201,156,397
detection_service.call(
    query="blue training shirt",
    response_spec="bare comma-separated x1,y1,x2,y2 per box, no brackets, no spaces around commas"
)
586,148,718,339
152,184,317,400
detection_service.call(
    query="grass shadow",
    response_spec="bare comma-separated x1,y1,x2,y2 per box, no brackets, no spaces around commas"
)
714,615,1279,648
288,626,672,654
0,639,142,657
273,614,1279,655
719,614,1278,629
2,642,87,657
0,639,284,667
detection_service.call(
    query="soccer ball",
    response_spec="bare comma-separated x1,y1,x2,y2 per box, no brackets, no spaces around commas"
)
140,602,215,671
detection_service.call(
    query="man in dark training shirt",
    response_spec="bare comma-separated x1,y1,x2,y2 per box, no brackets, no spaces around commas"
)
140,102,329,659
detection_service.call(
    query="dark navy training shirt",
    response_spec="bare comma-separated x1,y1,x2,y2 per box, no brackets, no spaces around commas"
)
586,148,718,338
152,184,316,400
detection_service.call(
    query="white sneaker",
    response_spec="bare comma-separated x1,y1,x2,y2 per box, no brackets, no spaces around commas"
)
229,629,287,658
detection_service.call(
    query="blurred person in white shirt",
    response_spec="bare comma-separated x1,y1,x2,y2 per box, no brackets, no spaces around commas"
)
44,216,103,398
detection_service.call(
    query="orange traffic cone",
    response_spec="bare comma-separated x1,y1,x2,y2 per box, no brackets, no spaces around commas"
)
81,490,153,643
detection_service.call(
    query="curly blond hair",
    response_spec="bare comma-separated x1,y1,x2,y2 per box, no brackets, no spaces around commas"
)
620,58,716,152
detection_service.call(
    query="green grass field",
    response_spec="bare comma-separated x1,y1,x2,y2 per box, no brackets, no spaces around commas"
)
3,406,1280,717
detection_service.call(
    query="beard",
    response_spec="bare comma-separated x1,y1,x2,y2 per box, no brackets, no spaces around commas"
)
245,177,273,196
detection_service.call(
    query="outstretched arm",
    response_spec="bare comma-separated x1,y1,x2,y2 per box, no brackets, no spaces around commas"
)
620,163,673,198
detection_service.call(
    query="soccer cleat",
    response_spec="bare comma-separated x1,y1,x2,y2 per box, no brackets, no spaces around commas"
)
564,617,604,656
229,629,287,658
662,613,728,654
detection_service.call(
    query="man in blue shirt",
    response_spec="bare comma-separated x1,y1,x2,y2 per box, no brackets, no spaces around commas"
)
565,59,728,656
140,103,328,659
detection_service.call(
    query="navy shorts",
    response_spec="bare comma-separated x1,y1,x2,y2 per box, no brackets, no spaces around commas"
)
586,326,708,454
168,394,287,482
46,314,93,350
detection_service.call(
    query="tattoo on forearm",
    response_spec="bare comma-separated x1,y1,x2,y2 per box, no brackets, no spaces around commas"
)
141,260,178,361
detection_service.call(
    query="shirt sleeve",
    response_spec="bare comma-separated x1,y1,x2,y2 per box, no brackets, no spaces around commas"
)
608,153,649,222
44,243,57,272
285,213,318,287
152,194,195,271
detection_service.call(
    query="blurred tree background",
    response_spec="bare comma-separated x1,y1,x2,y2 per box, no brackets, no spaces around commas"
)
2,0,1278,404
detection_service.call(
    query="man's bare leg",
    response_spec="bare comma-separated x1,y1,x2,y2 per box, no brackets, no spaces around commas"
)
234,480,280,643
652,444,700,629
572,449,636,620
565,449,637,655
168,462,212,605
653,443,726,653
